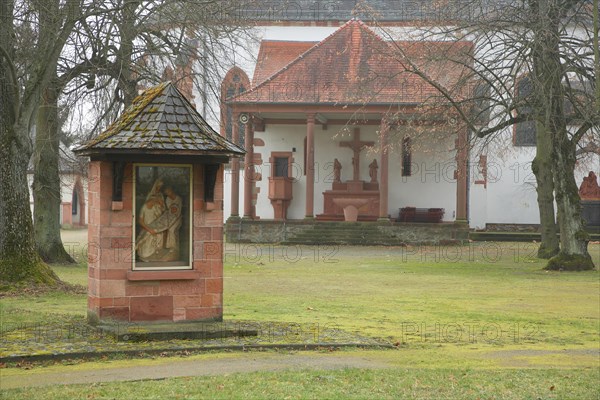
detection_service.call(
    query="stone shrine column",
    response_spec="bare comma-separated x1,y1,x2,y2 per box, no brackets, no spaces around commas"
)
456,128,468,221
379,117,390,220
243,118,254,219
305,114,316,218
230,112,240,217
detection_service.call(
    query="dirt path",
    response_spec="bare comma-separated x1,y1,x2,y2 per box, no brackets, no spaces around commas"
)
2,352,392,389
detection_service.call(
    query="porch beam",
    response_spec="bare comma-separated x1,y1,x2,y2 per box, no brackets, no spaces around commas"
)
456,128,468,221
243,118,254,219
230,112,240,217
378,117,390,220
305,113,316,218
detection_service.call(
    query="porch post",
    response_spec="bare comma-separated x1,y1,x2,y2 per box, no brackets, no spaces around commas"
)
230,112,240,217
378,117,390,220
243,117,254,219
305,113,315,218
456,128,468,221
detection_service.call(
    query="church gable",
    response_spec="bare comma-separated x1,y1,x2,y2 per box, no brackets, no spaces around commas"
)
232,19,473,106
253,40,317,86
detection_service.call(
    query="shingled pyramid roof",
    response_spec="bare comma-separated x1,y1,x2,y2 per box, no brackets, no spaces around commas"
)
231,19,472,106
75,82,244,157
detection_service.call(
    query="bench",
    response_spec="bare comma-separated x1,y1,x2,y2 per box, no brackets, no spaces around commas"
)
397,207,445,223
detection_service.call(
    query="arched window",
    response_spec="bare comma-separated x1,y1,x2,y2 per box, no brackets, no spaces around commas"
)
72,190,78,215
514,75,536,146
220,67,250,148
401,137,412,177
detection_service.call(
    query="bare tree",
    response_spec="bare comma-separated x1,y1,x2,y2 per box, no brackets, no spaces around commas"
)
1,0,255,283
366,0,597,269
32,0,255,264
0,0,81,285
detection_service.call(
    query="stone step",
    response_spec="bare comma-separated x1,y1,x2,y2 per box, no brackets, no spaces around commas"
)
469,231,600,242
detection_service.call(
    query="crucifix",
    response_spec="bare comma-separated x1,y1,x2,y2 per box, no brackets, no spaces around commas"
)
339,128,374,181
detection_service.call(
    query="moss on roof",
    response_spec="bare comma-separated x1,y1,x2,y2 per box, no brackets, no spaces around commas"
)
76,82,244,156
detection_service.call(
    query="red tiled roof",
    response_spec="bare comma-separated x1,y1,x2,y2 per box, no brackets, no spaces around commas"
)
233,19,473,106
253,41,317,86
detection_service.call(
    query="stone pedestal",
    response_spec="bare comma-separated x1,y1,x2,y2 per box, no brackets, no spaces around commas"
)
87,162,225,323
317,180,380,221
76,82,243,324
268,176,292,220
332,197,371,222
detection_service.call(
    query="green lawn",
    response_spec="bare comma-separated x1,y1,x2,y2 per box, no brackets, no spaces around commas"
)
225,243,600,350
4,367,599,399
1,241,599,399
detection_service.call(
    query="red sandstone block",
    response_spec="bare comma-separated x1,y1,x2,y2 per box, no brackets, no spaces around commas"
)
211,227,224,240
204,213,223,227
88,267,99,278
203,242,222,260
88,296,99,310
200,294,214,307
205,278,223,294
122,196,133,211
130,296,173,321
194,241,204,260
99,280,126,297
99,306,130,321
193,199,204,211
173,308,186,321
215,183,224,196
99,161,112,176
210,261,223,278
194,227,212,241
101,226,132,237
193,212,205,227
110,210,133,225
193,166,203,182
100,269,127,280
95,254,130,269
100,209,112,226
185,307,221,321
88,223,100,236
126,283,159,297
173,295,202,308
192,260,211,276
88,280,98,297
111,238,132,249
99,297,114,307
113,297,130,307
88,212,97,226
212,294,223,307
159,281,204,296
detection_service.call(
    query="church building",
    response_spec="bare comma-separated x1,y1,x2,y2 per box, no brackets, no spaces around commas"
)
171,1,598,243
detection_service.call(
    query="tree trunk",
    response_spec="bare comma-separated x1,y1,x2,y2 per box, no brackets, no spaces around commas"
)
0,122,60,285
531,123,560,259
33,79,75,264
533,0,594,271
118,0,141,107
547,134,594,270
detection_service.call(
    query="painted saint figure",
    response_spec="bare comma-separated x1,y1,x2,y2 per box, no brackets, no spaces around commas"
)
136,180,183,262
333,158,342,183
369,159,378,183
162,186,183,261
136,179,166,261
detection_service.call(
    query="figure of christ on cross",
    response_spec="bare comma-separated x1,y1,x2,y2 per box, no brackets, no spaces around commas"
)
339,128,375,181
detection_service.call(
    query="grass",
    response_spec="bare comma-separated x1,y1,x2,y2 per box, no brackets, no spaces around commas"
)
1,238,599,398
4,366,599,399
225,243,600,349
